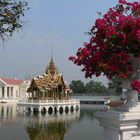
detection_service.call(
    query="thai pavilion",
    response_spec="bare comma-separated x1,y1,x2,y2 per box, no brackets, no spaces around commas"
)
17,58,80,114
27,58,72,100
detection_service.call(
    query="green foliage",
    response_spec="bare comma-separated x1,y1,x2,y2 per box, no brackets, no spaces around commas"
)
85,80,108,93
0,0,28,40
108,78,122,94
70,80,108,94
70,80,85,93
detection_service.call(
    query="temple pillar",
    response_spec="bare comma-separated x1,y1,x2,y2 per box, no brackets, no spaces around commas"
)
53,90,54,99
28,92,30,99
38,106,42,112
32,91,34,99
56,89,58,99
55,90,56,99
35,91,37,99
11,87,13,98
4,86,7,98
9,87,11,98
2,87,4,98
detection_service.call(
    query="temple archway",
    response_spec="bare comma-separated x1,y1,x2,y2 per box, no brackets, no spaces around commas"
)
54,107,57,114
41,107,46,115
65,106,69,113
33,107,39,115
70,106,74,112
48,107,53,115
59,106,63,114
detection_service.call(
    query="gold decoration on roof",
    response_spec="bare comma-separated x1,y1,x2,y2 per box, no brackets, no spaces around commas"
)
27,56,72,96
45,58,59,77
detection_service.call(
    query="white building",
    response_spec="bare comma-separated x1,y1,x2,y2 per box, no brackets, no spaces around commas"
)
0,78,30,103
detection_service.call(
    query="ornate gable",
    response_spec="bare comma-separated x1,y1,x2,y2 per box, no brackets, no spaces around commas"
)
27,58,71,94
45,58,58,77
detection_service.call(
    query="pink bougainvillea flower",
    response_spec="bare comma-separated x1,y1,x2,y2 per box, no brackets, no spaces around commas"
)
131,80,140,93
69,0,140,92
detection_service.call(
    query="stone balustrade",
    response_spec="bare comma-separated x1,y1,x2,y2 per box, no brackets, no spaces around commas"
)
17,99,80,113
18,99,79,104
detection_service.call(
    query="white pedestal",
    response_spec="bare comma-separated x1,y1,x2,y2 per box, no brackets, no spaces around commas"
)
96,104,140,140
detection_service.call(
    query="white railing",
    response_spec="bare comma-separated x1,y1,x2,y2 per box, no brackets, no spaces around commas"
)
18,99,80,104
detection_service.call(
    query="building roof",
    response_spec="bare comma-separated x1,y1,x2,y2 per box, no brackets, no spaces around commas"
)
28,74,66,92
27,58,71,93
45,58,59,77
0,77,23,85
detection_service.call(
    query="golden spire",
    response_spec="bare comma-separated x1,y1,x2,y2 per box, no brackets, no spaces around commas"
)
51,46,53,63
50,46,55,66
45,47,58,76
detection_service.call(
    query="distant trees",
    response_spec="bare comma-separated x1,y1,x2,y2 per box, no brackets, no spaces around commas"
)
70,80,108,94
108,77,122,94
69,80,85,93
0,0,28,41
85,80,108,93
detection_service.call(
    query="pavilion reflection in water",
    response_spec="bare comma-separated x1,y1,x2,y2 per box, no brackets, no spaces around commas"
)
26,121,69,140
18,109,80,140
0,103,80,140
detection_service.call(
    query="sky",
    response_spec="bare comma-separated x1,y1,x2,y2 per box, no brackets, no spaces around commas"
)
0,0,120,85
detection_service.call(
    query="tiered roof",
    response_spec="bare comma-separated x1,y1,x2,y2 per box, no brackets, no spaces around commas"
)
27,58,70,92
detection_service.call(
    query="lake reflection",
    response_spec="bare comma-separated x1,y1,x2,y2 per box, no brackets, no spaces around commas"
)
19,110,80,140
0,103,17,125
0,104,105,140
25,118,73,140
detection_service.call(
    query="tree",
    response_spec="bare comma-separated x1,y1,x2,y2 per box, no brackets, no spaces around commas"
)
108,78,122,94
0,0,28,41
70,0,140,93
70,80,85,93
85,80,108,93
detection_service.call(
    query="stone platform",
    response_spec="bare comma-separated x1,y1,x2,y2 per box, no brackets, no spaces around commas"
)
17,99,80,113
96,103,140,140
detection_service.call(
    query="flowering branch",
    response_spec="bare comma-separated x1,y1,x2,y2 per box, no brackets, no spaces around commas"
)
131,80,140,93
70,0,140,93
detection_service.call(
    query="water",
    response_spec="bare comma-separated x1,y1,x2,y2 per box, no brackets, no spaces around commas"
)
0,104,105,140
